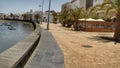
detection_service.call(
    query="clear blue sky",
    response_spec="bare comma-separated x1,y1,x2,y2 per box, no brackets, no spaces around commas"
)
0,0,70,13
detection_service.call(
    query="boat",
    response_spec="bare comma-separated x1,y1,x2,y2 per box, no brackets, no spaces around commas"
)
0,23,4,26
4,23,11,26
8,26,16,30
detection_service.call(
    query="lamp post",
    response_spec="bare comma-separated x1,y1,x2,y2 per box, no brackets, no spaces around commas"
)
39,5,41,23
47,0,51,30
41,0,44,24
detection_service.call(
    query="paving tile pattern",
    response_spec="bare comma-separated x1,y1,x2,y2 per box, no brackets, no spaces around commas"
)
24,29,64,68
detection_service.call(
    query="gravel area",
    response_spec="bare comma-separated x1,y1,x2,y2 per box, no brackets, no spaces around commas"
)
40,23,120,68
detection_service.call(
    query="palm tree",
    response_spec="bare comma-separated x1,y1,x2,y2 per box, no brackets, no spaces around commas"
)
64,9,75,27
52,11,58,24
113,0,120,41
87,5,101,19
34,14,40,23
59,7,85,29
59,9,70,27
101,0,120,41
88,0,120,41
22,14,27,20
10,13,14,19
87,2,115,20
71,8,85,30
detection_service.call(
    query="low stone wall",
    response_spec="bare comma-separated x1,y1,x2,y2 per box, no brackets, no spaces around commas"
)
0,21,41,68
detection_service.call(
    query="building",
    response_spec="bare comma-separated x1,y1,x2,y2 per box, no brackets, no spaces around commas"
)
67,0,104,10
86,0,94,9
61,2,71,11
71,0,85,9
93,0,103,6
61,0,116,32
0,13,5,19
43,11,53,23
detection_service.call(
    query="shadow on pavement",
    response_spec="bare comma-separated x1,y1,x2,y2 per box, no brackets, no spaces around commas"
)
89,36,120,44
81,45,93,48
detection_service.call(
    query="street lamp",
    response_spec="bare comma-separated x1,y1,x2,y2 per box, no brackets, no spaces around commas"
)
39,5,41,11
47,0,51,30
39,5,41,24
41,0,44,24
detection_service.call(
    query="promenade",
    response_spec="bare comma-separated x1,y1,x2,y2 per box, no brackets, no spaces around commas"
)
24,23,64,68
40,23,120,68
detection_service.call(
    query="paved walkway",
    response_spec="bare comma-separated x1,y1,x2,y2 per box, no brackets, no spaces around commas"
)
24,29,64,68
40,23,120,68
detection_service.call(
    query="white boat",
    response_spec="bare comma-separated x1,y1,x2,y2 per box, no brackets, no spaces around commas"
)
4,23,11,26
8,26,16,30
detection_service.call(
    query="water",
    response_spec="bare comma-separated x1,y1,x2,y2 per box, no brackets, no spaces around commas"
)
0,20,34,53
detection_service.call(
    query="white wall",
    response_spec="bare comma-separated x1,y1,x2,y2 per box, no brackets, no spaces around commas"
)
93,0,103,6
71,0,103,10
71,0,87,10
43,12,53,23
71,0,80,9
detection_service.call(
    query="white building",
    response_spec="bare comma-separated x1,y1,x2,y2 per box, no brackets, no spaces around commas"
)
43,11,53,23
62,2,71,11
71,0,85,9
0,13,5,19
93,0,103,6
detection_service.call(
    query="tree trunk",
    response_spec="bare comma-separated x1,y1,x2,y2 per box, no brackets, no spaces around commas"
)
114,23,120,40
113,8,120,41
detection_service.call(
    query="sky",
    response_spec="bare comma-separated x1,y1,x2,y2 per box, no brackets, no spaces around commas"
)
0,0,70,13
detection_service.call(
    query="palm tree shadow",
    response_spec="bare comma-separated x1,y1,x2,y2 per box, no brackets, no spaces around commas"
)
90,36,120,44
81,45,93,48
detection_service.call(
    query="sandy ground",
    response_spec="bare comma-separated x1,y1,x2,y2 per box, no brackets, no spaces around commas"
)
40,23,120,68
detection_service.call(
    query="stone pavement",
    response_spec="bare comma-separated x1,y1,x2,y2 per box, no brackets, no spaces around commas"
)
24,29,64,68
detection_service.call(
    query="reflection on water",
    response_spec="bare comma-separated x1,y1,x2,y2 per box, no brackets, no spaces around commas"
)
0,20,34,53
